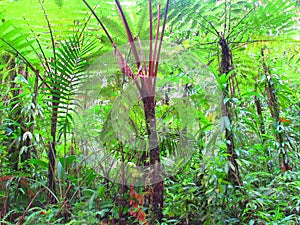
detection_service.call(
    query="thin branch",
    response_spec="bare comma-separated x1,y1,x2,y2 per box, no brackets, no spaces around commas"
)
115,0,141,70
149,0,153,77
198,22,219,37
224,0,227,36
0,37,49,88
22,17,51,73
199,14,221,37
154,0,170,77
82,0,140,90
195,41,218,46
226,8,254,40
16,190,42,225
152,0,170,94
82,0,115,46
227,0,232,36
230,39,289,51
137,37,147,75
152,4,161,77
39,0,56,73
229,39,300,44
229,30,244,44
79,5,97,39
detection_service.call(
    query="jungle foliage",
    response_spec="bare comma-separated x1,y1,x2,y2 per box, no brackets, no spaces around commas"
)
0,0,299,224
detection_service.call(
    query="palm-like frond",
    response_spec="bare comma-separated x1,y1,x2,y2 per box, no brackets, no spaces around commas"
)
168,0,298,43
45,35,98,134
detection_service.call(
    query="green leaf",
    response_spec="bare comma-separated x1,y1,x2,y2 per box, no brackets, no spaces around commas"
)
59,155,76,171
57,161,65,180
28,158,48,169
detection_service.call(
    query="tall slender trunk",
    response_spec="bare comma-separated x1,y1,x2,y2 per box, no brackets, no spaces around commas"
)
118,144,128,225
261,48,289,171
142,94,163,224
48,96,59,203
219,38,242,186
254,85,266,145
82,0,168,221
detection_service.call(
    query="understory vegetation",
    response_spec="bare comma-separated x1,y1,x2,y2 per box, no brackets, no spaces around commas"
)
0,0,299,224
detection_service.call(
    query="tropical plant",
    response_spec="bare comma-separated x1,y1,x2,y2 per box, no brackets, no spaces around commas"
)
82,0,171,223
0,0,299,224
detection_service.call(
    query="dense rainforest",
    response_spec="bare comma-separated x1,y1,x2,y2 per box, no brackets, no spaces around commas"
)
0,0,299,224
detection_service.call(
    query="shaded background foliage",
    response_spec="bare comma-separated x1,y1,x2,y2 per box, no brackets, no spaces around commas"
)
0,0,299,224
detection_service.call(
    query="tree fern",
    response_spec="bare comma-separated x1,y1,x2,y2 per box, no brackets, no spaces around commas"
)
0,0,101,54
0,21,38,67
168,0,298,45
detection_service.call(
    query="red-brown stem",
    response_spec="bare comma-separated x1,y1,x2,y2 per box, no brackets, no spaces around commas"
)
82,0,114,46
153,0,170,93
83,0,137,83
137,37,147,75
115,0,141,70
151,4,161,77
154,0,170,76
149,0,153,77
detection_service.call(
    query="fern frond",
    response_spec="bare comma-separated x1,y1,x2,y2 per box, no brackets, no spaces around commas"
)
44,35,98,133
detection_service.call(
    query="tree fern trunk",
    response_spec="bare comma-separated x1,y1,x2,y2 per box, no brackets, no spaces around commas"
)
219,38,242,186
261,48,289,171
254,85,266,145
142,95,163,224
